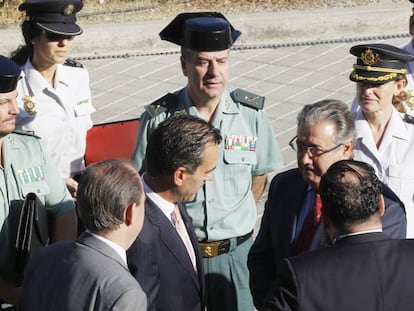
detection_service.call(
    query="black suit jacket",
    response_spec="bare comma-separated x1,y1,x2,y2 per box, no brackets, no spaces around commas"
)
247,168,406,309
263,233,414,311
127,197,205,311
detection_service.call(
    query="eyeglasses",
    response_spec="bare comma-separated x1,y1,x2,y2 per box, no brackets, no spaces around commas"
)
289,136,343,157
44,32,74,42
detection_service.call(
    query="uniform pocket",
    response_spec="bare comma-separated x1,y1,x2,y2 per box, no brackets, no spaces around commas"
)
387,165,414,206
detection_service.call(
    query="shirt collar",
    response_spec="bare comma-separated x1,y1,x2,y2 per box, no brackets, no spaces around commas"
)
355,107,409,141
333,228,383,244
142,174,175,222
86,230,127,265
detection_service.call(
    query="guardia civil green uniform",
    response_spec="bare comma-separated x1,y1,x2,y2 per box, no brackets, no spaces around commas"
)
0,131,75,281
131,12,284,311
0,54,75,310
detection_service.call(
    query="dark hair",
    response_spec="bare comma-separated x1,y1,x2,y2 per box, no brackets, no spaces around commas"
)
10,21,42,65
319,160,382,230
145,113,222,177
297,99,355,145
77,159,143,232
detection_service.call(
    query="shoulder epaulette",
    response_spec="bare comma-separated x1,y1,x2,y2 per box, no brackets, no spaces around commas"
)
12,130,41,139
63,58,84,68
145,93,179,117
230,88,264,110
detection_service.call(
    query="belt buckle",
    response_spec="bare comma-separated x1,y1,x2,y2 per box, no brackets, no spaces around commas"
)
199,241,221,257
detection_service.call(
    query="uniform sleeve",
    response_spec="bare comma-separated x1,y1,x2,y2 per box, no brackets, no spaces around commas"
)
252,109,283,176
131,111,163,174
40,141,75,217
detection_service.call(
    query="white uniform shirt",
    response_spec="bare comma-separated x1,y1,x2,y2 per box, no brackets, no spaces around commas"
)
353,108,414,237
15,59,95,178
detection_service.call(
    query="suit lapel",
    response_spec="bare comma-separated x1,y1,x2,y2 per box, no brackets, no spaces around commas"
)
178,202,204,294
145,198,201,291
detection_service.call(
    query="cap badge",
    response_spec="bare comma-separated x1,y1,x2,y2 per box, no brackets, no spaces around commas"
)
361,49,380,66
22,95,37,115
63,4,74,16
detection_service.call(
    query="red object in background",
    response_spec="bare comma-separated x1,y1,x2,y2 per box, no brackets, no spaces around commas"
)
84,118,140,166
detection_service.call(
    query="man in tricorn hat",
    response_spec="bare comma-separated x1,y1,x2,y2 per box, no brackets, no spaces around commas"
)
0,55,77,308
350,43,414,237
131,12,283,311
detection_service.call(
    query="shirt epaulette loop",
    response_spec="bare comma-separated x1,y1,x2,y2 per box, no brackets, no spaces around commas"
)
145,93,179,118
63,58,84,68
230,88,264,110
405,113,414,124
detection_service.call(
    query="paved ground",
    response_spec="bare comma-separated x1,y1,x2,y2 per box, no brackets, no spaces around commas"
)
1,0,412,230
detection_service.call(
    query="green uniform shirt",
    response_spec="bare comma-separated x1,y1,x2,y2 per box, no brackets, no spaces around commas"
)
132,88,283,240
0,132,74,279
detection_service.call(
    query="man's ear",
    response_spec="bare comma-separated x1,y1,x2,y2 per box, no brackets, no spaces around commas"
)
180,56,188,77
124,203,136,226
343,139,354,158
322,210,336,242
173,167,186,187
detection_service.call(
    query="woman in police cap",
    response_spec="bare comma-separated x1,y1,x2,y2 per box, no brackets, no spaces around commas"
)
10,0,95,198
350,43,414,237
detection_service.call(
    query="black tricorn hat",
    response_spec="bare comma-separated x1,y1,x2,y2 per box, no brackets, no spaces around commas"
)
19,0,83,36
159,12,241,51
0,56,21,93
349,43,414,85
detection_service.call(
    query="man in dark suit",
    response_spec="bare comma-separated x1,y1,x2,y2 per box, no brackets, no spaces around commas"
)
263,159,414,311
127,113,222,311
21,159,147,310
248,99,407,310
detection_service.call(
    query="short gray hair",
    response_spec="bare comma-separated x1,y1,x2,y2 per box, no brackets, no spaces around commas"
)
297,99,355,144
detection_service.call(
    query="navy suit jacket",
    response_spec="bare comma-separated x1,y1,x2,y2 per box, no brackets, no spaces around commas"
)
22,232,147,311
127,197,205,311
263,233,414,311
247,168,406,309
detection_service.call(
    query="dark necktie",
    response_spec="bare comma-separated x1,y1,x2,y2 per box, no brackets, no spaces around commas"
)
296,193,322,254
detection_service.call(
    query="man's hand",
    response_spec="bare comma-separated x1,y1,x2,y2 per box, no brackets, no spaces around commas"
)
251,175,268,203
64,177,78,199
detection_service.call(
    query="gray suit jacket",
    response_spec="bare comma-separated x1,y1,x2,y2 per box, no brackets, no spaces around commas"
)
21,232,147,310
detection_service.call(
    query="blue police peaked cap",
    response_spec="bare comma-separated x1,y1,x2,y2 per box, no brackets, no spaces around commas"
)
349,43,414,85
159,12,241,51
0,56,21,93
19,0,83,36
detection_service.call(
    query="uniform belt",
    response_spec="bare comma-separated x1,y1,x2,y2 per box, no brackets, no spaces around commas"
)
198,231,253,258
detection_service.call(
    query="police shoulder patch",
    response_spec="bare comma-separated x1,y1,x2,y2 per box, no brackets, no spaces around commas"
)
230,88,264,110
63,58,84,68
145,93,179,117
